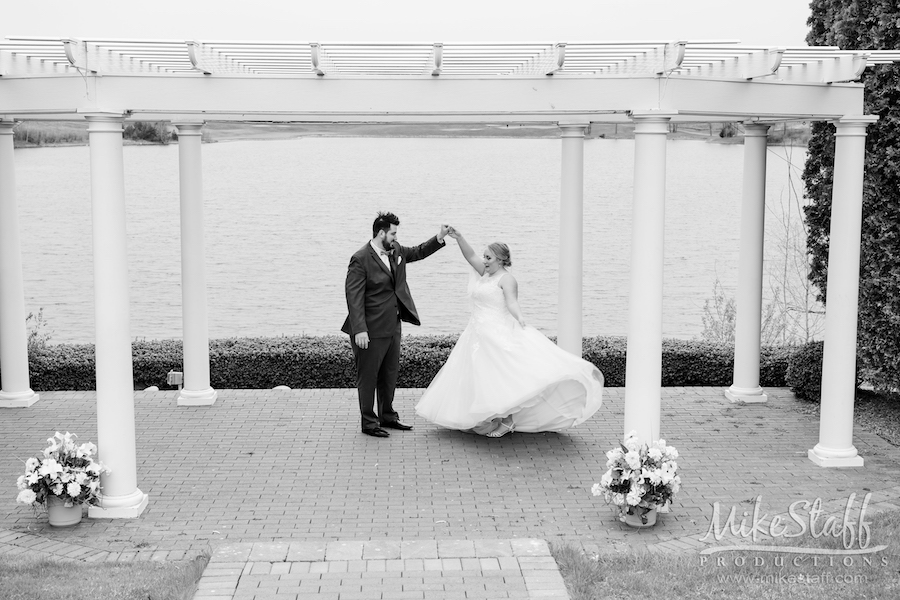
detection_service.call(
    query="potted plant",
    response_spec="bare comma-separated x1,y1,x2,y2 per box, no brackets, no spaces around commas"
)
592,430,681,527
16,432,109,526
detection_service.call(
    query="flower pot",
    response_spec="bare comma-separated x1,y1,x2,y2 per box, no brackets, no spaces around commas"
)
622,507,657,528
47,496,83,527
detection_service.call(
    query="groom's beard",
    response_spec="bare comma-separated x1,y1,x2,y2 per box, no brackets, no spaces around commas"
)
381,239,393,252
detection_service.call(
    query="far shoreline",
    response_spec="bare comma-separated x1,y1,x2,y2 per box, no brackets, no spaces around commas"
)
14,133,810,149
12,121,812,149
39,331,713,346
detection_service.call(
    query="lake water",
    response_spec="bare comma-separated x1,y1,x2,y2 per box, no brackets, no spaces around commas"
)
13,137,810,344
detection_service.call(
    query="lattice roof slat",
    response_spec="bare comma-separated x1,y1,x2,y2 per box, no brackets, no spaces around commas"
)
4,38,896,80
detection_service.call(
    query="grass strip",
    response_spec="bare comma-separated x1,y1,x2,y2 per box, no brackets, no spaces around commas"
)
552,510,900,600
0,553,209,600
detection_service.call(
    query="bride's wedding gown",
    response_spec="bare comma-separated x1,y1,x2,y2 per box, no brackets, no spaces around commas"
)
415,268,604,434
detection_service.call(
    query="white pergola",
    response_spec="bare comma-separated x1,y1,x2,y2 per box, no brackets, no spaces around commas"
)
2,38,898,518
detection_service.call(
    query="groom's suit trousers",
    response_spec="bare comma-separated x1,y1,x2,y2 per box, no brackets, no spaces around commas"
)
350,325,401,431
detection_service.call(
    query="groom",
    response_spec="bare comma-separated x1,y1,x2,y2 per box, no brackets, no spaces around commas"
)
342,212,450,438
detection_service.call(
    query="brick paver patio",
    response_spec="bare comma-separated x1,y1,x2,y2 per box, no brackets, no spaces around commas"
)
2,387,899,599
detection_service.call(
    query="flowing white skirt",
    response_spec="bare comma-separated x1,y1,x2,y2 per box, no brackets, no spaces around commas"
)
415,319,604,433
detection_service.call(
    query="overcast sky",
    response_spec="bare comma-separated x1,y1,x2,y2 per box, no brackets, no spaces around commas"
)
1,0,812,47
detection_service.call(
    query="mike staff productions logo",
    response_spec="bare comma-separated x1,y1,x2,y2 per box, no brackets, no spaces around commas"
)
698,492,890,567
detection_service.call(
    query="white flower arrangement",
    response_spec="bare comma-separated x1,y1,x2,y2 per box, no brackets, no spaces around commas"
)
16,432,109,509
591,430,681,525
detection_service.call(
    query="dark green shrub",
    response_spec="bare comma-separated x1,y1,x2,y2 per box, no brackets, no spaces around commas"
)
398,335,460,388
582,339,791,388
29,344,96,391
583,336,626,386
133,339,183,388
759,345,793,387
123,121,172,144
17,335,794,392
661,339,733,385
785,341,824,401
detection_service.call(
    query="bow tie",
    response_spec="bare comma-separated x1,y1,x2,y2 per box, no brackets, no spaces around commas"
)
380,249,393,257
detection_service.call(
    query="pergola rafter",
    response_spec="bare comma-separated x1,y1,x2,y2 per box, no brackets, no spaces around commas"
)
4,37,900,82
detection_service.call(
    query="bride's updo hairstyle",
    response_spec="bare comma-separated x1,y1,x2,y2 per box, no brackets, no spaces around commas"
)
488,242,512,268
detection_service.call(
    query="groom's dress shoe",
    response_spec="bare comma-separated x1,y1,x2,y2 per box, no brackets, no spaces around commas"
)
381,420,413,431
363,428,390,438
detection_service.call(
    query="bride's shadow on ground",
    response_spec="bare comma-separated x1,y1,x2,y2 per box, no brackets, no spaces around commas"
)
424,426,590,456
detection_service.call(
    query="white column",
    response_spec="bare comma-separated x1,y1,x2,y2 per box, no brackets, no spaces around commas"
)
0,121,39,408
726,123,770,404
623,111,674,443
84,114,148,518
557,124,587,355
809,115,878,468
174,122,217,406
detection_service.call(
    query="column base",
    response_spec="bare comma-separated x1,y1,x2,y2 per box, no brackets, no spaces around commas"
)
88,489,149,519
0,389,39,408
725,386,767,404
808,445,864,468
177,387,218,406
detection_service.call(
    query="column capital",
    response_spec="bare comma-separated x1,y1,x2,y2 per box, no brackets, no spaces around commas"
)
557,122,589,137
742,123,772,137
833,114,879,136
83,112,127,133
0,122,14,135
628,110,677,135
173,121,205,136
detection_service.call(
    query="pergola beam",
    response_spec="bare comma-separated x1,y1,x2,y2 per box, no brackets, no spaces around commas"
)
0,74,864,123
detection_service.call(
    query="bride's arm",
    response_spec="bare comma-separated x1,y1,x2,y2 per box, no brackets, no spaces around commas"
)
448,228,485,275
499,275,526,327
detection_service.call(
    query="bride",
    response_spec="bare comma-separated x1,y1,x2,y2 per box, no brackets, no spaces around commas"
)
414,227,604,437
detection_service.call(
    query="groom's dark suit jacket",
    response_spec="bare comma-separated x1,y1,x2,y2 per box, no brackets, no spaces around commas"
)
342,236,445,338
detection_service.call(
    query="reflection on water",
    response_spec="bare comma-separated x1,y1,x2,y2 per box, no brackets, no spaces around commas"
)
14,137,808,344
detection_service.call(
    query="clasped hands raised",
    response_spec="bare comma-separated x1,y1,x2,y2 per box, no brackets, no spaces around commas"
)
438,224,463,241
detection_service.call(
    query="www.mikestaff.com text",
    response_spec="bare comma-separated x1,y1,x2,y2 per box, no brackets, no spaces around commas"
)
715,572,867,586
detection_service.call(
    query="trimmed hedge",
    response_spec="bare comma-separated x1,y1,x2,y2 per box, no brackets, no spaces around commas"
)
14,335,794,392
785,341,824,401
784,340,868,403
27,343,96,391
760,345,797,390
784,340,867,403
583,337,793,387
